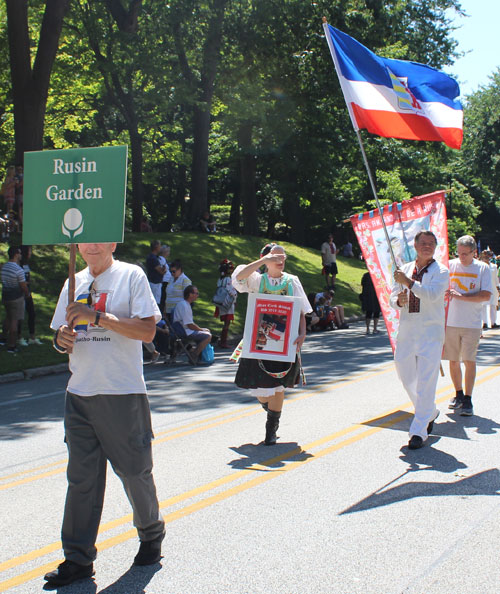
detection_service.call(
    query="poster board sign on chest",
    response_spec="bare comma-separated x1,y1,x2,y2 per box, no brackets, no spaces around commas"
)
241,293,301,362
22,145,128,245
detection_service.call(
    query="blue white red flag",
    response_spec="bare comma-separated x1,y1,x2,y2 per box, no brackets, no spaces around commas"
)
323,24,463,149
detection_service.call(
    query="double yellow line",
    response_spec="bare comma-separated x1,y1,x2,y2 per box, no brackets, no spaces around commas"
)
0,364,394,492
1,364,499,591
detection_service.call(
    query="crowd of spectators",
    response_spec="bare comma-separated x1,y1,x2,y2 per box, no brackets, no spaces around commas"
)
306,288,349,332
143,240,218,364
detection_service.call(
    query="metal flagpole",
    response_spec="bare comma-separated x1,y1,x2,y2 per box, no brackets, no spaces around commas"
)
354,129,399,270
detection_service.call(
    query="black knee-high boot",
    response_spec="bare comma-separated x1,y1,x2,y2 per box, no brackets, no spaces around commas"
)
264,410,281,445
260,401,268,411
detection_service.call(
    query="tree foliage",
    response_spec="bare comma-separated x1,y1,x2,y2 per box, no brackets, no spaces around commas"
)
2,0,499,252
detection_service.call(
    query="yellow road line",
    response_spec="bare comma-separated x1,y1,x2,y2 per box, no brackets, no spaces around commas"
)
0,422,364,575
0,364,393,490
2,364,499,592
0,412,409,592
0,461,67,483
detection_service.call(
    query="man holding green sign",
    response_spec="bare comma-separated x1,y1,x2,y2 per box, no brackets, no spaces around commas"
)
22,147,166,587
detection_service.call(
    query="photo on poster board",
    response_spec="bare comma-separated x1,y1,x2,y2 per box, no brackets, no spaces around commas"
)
241,294,301,362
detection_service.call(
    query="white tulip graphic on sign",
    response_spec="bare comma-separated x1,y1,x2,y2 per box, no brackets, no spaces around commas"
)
62,208,84,239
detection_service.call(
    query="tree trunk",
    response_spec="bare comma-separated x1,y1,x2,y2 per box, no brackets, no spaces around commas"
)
6,0,70,163
129,130,144,232
180,0,227,225
237,122,258,235
288,194,305,244
229,173,241,233
285,166,305,244
188,105,211,222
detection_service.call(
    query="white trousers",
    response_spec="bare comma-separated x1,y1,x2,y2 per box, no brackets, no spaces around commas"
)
481,300,498,327
395,351,440,440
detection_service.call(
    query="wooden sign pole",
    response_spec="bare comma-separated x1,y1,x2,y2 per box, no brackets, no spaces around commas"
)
68,243,77,305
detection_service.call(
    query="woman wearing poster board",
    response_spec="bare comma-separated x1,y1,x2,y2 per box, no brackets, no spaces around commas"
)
231,244,312,445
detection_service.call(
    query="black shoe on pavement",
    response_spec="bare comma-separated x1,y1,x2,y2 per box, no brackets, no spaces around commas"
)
448,393,464,409
408,435,424,450
134,533,165,566
44,560,94,587
460,397,474,416
427,411,439,434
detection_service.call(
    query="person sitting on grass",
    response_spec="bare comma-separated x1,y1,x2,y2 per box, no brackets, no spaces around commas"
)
199,211,217,233
172,285,212,362
314,296,336,330
314,289,348,329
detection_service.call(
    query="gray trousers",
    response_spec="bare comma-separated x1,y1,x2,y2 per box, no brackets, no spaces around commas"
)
62,392,165,565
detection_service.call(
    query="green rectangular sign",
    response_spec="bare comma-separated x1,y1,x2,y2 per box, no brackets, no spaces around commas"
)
22,145,128,245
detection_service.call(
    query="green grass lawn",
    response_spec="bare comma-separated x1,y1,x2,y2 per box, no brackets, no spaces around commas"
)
0,232,366,374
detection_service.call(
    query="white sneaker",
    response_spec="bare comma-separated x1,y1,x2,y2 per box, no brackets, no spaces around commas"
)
28,338,43,345
151,351,161,363
18,338,28,347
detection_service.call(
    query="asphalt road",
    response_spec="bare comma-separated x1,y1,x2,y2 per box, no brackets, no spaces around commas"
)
1,321,500,594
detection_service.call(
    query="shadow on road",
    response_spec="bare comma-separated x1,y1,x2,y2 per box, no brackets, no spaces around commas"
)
97,563,162,594
339,467,500,515
361,408,500,441
43,576,96,592
42,563,162,593
228,441,314,471
2,323,498,444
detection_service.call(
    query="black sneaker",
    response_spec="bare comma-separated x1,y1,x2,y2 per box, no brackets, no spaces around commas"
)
448,393,464,409
427,411,440,434
134,533,164,566
44,560,94,586
408,435,424,449
460,397,473,416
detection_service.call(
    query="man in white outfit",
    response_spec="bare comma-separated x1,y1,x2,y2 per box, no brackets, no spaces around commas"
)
390,231,449,450
479,250,498,329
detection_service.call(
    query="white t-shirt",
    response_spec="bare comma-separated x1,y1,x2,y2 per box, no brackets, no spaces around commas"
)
232,267,312,314
321,241,337,265
158,255,172,284
165,272,191,313
447,258,493,329
51,260,160,396
172,299,195,335
489,263,499,301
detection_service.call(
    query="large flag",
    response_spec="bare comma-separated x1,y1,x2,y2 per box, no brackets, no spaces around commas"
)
323,24,463,149
350,191,449,350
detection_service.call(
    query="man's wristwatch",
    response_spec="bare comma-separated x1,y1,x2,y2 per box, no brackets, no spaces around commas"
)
52,329,67,353
94,311,101,326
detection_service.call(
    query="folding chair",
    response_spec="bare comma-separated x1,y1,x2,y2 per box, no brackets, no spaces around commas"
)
166,319,198,366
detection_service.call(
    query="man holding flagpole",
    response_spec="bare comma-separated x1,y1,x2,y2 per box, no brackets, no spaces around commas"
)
390,231,449,449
